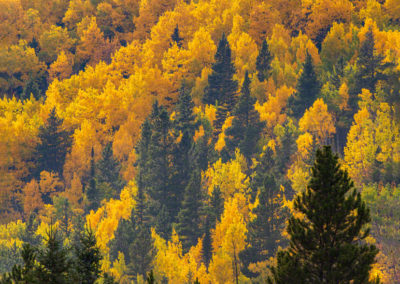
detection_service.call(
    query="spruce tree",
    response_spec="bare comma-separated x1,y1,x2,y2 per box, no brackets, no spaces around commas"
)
85,148,100,213
268,146,379,284
172,85,198,212
240,174,286,278
96,142,125,199
35,107,71,178
74,227,102,284
203,33,238,138
202,218,212,269
352,27,392,110
256,39,273,82
224,71,265,163
176,169,203,251
288,52,320,119
128,224,154,279
147,102,176,224
36,227,71,284
171,25,183,48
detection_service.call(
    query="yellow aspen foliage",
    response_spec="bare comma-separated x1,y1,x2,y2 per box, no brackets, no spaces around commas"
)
385,0,400,24
39,171,64,200
299,98,336,145
296,133,314,160
359,0,388,29
86,181,136,252
22,179,43,217
48,51,73,82
38,25,75,64
249,2,281,46
194,125,205,142
209,197,248,283
290,32,321,67
287,162,311,194
339,83,350,111
187,28,216,78
268,24,291,64
22,8,44,42
214,116,233,151
76,17,118,67
64,172,83,210
110,252,129,283
0,220,25,249
62,0,94,30
255,85,295,132
0,0,24,46
152,229,209,283
306,0,354,43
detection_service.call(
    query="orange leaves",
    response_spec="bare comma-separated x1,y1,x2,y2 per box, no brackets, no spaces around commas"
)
22,179,43,217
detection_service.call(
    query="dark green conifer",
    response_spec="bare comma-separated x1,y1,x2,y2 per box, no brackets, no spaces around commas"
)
35,107,71,178
74,227,102,284
268,146,379,284
203,33,238,138
256,39,273,82
36,227,71,284
96,142,125,199
128,223,154,279
85,148,100,213
224,71,265,163
146,270,156,284
171,25,183,48
288,52,320,119
176,169,203,251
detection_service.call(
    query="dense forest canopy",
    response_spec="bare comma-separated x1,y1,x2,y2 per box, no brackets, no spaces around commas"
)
0,0,400,282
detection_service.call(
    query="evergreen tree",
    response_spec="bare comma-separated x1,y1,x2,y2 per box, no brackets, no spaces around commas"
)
171,25,183,48
256,39,273,82
268,146,379,284
203,33,238,138
35,107,71,178
209,186,223,227
176,169,203,251
240,174,286,277
36,227,71,284
352,27,393,110
96,142,125,199
53,196,73,238
1,244,38,283
172,85,198,212
128,224,154,279
155,205,172,240
109,217,135,264
74,227,102,284
224,71,265,163
147,102,176,225
288,52,320,119
85,148,100,213
202,218,212,269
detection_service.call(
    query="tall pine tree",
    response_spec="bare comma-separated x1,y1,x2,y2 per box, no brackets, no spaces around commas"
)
176,169,203,252
35,107,71,178
203,33,238,138
268,146,379,284
288,52,320,119
224,71,265,163
256,39,273,82
85,148,99,213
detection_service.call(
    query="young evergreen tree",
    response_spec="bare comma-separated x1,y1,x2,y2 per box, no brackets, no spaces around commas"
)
288,52,320,119
352,27,392,110
176,169,203,252
171,25,183,48
203,33,238,138
35,107,71,178
268,146,379,284
172,85,198,213
36,227,71,284
240,174,286,278
74,227,102,284
1,244,38,283
224,71,265,163
147,102,176,224
256,40,273,82
96,142,125,199
128,223,154,279
85,148,100,213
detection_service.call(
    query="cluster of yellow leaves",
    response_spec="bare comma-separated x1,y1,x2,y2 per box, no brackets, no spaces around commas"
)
344,89,400,185
86,180,136,254
0,221,25,249
152,229,208,283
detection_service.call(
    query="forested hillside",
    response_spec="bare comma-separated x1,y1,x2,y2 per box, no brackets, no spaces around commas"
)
0,0,400,282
